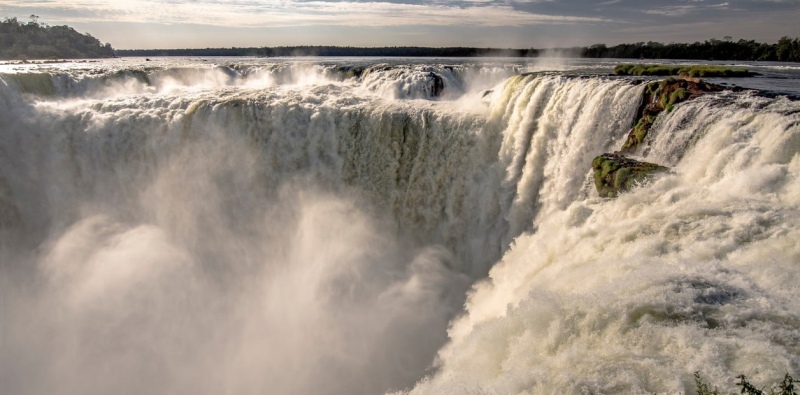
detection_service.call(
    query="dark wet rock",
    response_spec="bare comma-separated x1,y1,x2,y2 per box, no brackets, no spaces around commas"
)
621,78,725,153
105,69,151,86
592,153,668,198
428,72,444,97
332,65,366,80
216,65,239,78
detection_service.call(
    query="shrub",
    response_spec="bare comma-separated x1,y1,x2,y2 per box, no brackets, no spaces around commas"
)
694,372,797,395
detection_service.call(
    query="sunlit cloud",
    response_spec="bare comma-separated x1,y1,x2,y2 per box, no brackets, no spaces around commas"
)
643,2,730,16
1,0,796,47
0,0,610,27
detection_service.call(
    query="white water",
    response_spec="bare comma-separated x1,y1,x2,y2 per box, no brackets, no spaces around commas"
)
1,58,799,394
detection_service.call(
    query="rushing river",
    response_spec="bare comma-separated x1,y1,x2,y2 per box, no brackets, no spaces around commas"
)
1,57,799,394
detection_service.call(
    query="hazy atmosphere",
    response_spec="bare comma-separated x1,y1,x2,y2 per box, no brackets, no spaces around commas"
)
2,0,800,394
1,0,798,49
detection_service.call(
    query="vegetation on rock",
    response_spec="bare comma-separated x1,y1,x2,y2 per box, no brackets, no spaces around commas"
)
592,153,668,198
614,64,756,78
620,78,725,153
0,16,114,60
590,77,726,198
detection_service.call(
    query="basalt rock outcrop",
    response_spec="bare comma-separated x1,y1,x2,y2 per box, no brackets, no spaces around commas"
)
428,72,444,97
592,153,668,198
593,77,729,197
620,78,725,154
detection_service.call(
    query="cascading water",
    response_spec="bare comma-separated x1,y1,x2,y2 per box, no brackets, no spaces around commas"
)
0,58,798,394
408,82,800,394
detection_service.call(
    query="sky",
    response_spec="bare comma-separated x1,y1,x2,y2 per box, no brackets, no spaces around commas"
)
1,0,798,49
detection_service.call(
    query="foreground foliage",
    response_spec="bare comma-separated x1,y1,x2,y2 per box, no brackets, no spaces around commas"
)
695,372,797,395
0,17,114,60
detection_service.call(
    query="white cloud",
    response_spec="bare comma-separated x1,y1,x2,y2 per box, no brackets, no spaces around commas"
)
643,2,730,16
0,0,610,28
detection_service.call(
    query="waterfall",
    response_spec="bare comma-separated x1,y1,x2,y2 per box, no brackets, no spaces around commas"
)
1,61,798,394
408,84,800,395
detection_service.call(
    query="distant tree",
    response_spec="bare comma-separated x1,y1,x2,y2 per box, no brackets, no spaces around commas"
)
0,17,115,59
776,36,796,61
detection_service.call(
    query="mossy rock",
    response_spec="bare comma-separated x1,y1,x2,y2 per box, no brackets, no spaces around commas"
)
620,78,725,154
614,64,756,77
622,114,655,152
592,153,668,197
332,65,366,79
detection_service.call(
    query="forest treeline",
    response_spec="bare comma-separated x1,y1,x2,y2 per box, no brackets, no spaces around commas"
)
580,38,800,62
1,15,798,62
117,47,539,58
0,17,115,60
117,38,800,62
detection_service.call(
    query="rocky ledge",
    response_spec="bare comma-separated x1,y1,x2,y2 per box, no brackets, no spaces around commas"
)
593,77,730,197
592,153,668,198
621,78,726,154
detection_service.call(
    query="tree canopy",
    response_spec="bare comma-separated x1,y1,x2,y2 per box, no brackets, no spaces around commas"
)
117,46,540,58
0,17,115,60
116,38,800,62
2,16,796,63
580,38,800,62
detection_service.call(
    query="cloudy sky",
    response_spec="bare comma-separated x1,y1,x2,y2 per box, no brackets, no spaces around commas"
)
1,0,798,49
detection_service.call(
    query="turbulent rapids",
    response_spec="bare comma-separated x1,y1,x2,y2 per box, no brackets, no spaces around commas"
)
1,58,799,394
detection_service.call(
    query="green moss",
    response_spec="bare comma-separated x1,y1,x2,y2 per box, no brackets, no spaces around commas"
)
659,91,669,108
662,88,686,113
592,154,668,198
681,65,752,78
646,81,660,95
615,64,754,77
670,88,687,104
614,64,636,75
613,167,630,189
591,156,604,169
631,115,654,145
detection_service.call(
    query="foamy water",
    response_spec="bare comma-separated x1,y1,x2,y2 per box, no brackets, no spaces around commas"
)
1,57,798,394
